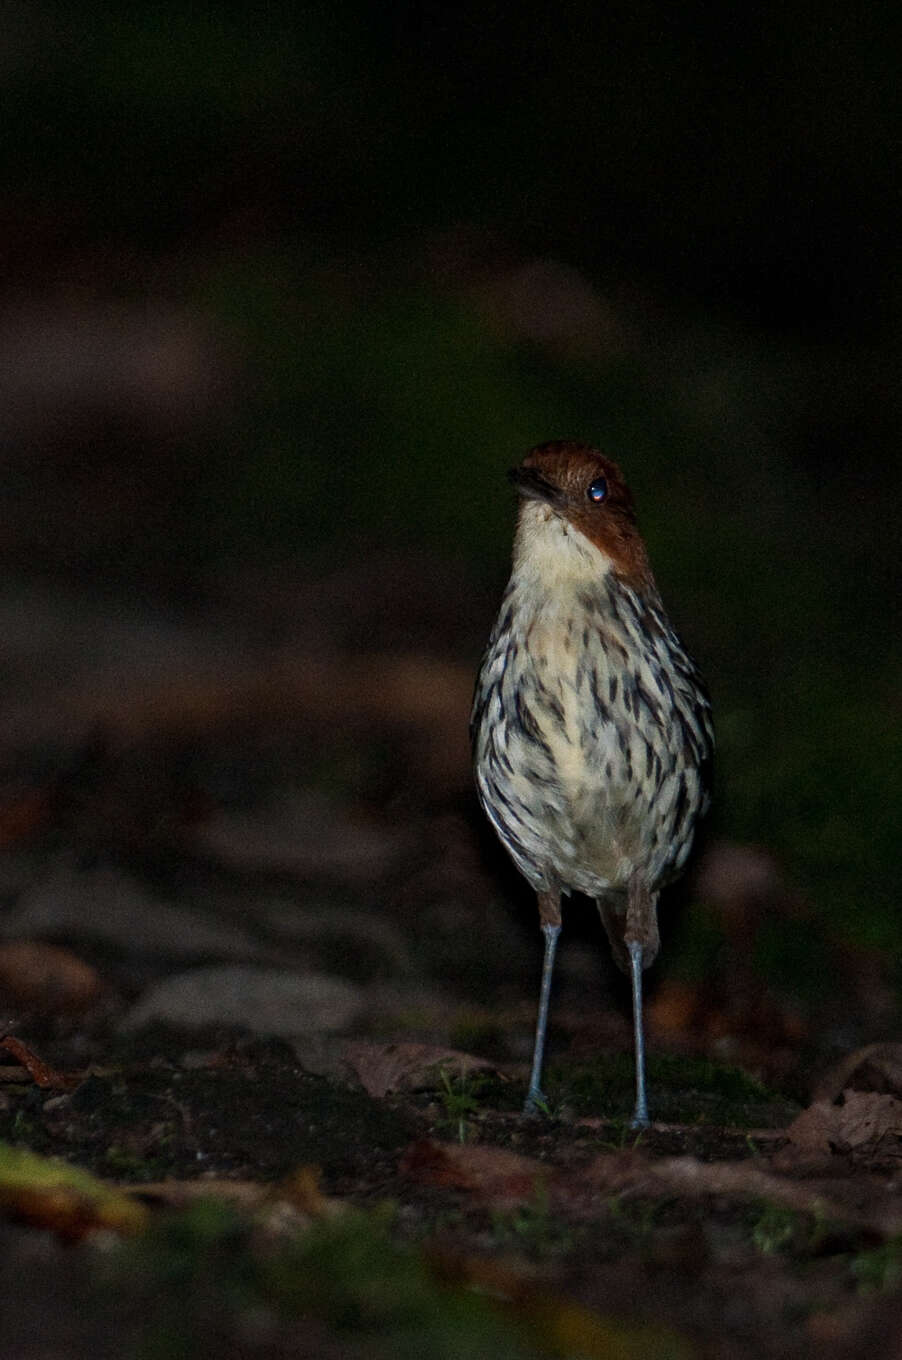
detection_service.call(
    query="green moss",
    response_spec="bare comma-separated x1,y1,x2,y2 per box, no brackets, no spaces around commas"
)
851,1236,902,1294
551,1053,797,1128
750,1201,803,1256
103,1145,165,1180
490,1185,578,1259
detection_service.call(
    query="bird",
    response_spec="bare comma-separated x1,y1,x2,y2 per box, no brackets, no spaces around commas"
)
471,441,713,1126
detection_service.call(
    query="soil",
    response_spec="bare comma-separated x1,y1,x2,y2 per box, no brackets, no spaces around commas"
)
2,1017,902,1359
0,574,899,1359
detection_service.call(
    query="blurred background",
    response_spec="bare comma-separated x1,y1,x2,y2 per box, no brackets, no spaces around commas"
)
0,1,899,1083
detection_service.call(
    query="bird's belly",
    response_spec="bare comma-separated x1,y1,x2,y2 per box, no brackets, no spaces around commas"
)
476,651,700,898
525,699,654,890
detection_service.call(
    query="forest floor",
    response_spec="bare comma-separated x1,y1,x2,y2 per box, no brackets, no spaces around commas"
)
0,571,900,1360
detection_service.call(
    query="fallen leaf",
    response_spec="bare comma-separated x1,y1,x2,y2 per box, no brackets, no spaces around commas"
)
835,1091,902,1148
0,1140,147,1239
274,1165,347,1219
131,1168,343,1217
787,1093,902,1155
340,1041,495,1098
0,1036,81,1089
782,1101,840,1157
131,1166,347,1240
400,1139,555,1208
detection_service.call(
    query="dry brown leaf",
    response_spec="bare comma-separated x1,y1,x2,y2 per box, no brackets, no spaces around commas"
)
835,1091,902,1148
0,1142,147,1240
400,1139,556,1208
0,940,103,1013
132,1166,346,1232
273,1165,347,1219
340,1041,495,1098
783,1101,842,1156
787,1093,902,1155
0,1036,81,1090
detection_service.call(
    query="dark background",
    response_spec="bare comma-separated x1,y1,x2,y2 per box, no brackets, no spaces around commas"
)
1,1,900,1046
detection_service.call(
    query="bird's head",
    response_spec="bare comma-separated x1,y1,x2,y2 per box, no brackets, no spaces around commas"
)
509,441,654,593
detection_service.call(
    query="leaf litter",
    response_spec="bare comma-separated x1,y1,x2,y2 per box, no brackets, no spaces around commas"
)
0,577,900,1357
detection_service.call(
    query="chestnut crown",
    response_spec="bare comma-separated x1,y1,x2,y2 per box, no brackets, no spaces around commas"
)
509,441,654,591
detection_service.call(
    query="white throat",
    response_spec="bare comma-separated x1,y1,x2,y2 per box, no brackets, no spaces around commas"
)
511,501,614,596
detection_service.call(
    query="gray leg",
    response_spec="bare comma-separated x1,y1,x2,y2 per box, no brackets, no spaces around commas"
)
628,938,649,1128
624,877,658,1129
523,921,560,1115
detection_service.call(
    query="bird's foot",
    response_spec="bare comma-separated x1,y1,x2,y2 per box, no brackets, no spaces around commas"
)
522,1087,550,1118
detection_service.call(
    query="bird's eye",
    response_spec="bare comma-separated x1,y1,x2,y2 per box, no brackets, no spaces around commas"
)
587,477,608,503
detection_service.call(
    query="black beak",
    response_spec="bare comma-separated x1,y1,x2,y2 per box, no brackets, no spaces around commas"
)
507,465,562,507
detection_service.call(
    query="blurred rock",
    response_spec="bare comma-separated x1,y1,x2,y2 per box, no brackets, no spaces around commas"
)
694,840,799,932
2,861,276,963
0,302,223,444
196,793,407,883
0,940,102,1013
0,585,253,748
0,583,472,790
261,904,413,972
0,303,230,576
121,965,364,1036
